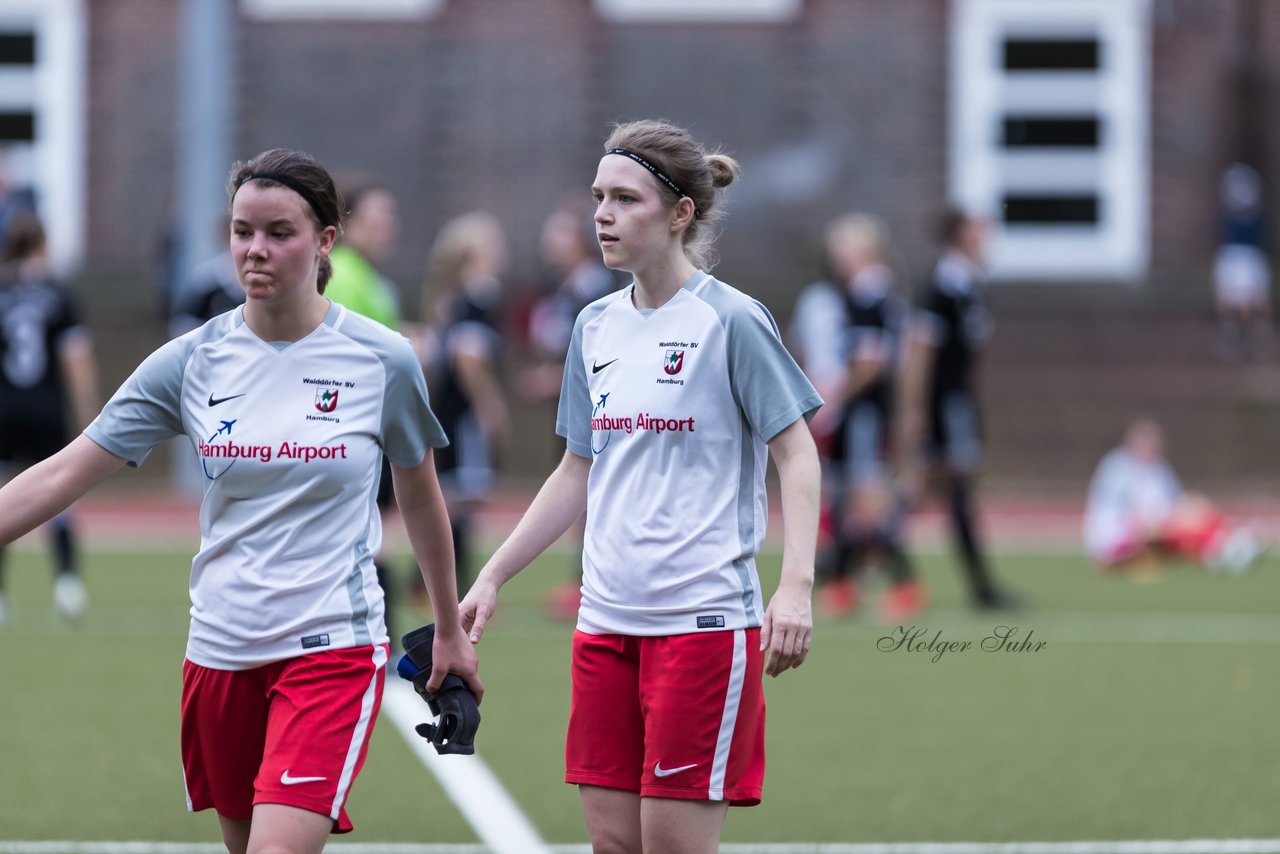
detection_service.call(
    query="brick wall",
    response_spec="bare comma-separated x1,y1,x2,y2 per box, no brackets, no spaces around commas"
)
85,0,180,276
83,1,1279,316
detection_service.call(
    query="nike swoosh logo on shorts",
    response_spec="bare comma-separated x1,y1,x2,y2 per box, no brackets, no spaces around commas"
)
208,392,246,406
592,358,618,374
653,762,698,778
280,770,327,785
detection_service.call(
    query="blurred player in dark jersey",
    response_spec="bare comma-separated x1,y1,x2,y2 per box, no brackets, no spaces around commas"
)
0,212,99,623
901,208,1021,611
819,214,924,620
421,212,511,591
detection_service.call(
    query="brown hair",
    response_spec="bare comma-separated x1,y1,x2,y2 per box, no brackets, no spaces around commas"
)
1,210,46,264
422,211,506,322
937,207,972,248
604,119,740,270
227,149,345,293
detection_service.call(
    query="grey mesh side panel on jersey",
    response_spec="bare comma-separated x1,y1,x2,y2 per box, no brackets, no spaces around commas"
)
556,294,616,460
84,316,226,467
334,308,447,468
697,279,823,442
346,541,375,646
733,413,760,625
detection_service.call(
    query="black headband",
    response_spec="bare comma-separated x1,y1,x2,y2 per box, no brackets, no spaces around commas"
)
605,147,701,219
241,171,330,226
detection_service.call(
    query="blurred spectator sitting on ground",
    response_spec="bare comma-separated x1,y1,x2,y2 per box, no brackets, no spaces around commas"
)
1084,418,1263,576
1213,163,1275,361
0,212,99,623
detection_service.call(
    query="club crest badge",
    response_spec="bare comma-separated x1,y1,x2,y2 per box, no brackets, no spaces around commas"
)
314,388,340,413
664,350,684,376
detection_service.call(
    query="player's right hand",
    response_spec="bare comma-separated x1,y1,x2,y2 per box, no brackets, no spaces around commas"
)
459,579,499,644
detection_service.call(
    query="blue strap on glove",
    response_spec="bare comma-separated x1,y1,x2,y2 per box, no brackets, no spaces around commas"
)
396,623,481,755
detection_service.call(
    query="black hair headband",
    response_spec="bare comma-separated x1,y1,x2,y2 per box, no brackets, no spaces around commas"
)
242,171,329,225
605,147,700,219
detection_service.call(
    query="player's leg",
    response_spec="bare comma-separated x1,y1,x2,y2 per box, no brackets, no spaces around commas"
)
50,511,88,619
253,645,388,836
182,662,271,848
579,785,642,854
819,484,860,616
216,815,251,854
817,415,858,616
244,803,331,854
566,632,645,850
641,797,729,854
637,630,766,849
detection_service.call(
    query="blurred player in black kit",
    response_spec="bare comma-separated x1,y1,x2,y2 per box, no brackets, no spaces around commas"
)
900,209,1021,611
821,214,924,620
0,212,99,623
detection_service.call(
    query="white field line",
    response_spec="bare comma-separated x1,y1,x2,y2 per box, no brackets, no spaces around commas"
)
379,679,550,854
5,838,1280,853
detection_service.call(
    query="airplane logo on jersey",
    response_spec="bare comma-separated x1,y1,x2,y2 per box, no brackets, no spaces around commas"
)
201,420,238,479
315,388,339,413
591,393,611,455
664,350,684,375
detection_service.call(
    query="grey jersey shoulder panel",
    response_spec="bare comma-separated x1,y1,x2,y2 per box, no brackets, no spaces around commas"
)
84,311,235,467
331,305,447,467
556,289,626,459
695,276,823,442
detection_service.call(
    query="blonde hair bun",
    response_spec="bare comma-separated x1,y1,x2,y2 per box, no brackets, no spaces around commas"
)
706,154,741,190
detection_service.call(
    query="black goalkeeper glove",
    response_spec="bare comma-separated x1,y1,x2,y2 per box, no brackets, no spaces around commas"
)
395,623,481,755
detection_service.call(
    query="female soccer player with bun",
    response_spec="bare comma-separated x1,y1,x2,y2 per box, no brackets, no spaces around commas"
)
0,148,480,854
460,120,822,854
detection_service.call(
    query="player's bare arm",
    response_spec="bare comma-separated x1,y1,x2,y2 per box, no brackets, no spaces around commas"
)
391,449,483,700
460,449,591,642
763,417,820,677
0,434,124,547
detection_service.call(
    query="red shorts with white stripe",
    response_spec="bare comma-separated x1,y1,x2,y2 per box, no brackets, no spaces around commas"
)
180,644,388,832
565,629,765,806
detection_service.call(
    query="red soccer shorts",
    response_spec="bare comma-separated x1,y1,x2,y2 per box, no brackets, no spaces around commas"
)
566,628,765,806
180,644,388,833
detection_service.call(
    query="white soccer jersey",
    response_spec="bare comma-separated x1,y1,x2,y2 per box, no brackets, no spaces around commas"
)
557,271,822,636
86,302,446,669
1083,448,1182,560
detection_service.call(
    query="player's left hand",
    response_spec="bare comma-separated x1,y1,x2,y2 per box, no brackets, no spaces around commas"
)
761,580,813,677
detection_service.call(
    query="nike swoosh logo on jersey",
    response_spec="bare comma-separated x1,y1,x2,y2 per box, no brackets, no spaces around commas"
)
592,358,619,374
208,392,246,407
653,762,698,778
280,770,327,785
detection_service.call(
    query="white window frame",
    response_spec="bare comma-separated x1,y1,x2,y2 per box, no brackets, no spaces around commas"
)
241,0,442,20
595,0,800,23
950,0,1151,281
0,0,85,276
